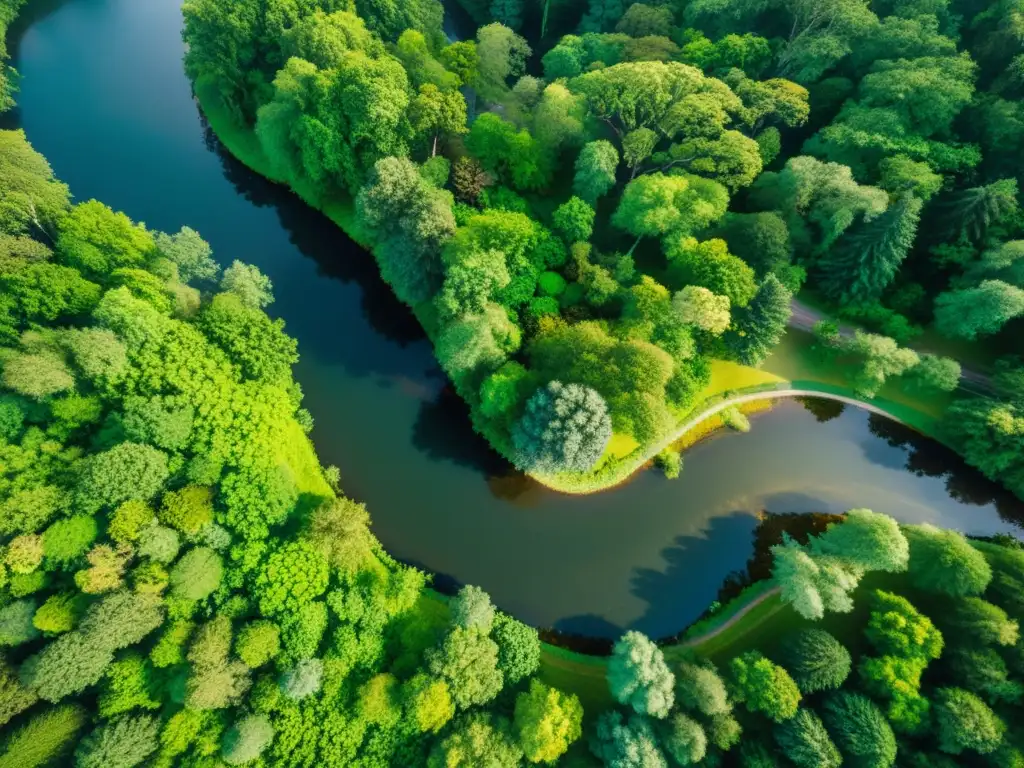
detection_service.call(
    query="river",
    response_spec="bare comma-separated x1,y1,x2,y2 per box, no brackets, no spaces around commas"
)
5,0,1022,640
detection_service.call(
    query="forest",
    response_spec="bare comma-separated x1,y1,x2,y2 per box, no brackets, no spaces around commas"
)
1,0,1024,765
180,0,1024,494
0,126,569,767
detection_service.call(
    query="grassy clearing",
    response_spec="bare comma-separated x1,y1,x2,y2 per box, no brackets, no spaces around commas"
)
671,398,773,452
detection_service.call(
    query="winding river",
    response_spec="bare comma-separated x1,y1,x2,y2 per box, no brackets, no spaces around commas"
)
6,0,1023,640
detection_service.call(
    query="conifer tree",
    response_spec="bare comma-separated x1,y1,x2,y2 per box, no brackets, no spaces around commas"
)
726,274,792,367
818,195,923,304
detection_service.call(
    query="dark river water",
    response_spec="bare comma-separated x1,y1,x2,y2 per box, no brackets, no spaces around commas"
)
6,0,1023,640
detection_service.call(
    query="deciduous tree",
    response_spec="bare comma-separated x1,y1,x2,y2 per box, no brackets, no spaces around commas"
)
608,631,675,718
512,381,612,474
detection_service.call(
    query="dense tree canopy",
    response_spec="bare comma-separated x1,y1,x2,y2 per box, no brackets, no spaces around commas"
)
0,126,591,768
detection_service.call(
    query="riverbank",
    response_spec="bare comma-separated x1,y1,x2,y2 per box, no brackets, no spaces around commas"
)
532,373,936,495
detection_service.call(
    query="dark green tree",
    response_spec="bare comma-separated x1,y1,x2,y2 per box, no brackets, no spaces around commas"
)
725,274,792,366
778,629,851,694
775,708,841,768
822,692,896,768
817,195,923,304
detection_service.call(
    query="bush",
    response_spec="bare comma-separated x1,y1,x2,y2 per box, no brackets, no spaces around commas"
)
721,406,750,432
655,448,682,479
537,271,568,297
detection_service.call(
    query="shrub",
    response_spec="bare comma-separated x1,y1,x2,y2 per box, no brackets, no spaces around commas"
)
655,448,682,478
537,271,568,297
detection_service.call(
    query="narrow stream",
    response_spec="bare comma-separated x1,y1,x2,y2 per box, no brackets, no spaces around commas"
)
6,0,1022,639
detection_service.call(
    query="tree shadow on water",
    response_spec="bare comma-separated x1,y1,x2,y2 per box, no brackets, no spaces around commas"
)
197,112,426,350
412,386,512,475
797,396,846,423
628,512,760,640
868,414,1024,527
551,614,624,645
761,491,841,515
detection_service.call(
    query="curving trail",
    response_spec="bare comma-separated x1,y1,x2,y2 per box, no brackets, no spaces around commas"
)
789,297,994,392
539,585,785,690
537,387,910,495
677,585,783,649
650,387,907,457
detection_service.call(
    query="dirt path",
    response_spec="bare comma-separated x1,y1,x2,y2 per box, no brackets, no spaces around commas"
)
677,585,783,649
789,297,994,392
540,585,785,684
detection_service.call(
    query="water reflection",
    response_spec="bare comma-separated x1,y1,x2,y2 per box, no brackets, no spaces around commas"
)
197,112,428,351
797,396,846,423
867,415,1024,526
